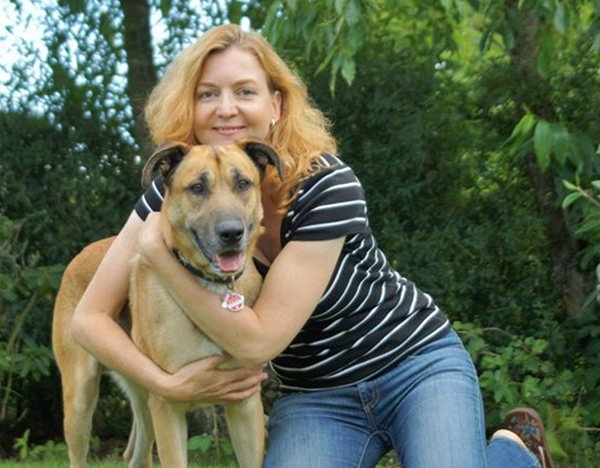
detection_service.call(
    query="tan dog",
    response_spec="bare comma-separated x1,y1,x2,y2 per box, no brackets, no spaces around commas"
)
52,141,284,468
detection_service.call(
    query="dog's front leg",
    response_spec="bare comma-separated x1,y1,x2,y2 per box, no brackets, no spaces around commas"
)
224,393,265,468
148,395,188,468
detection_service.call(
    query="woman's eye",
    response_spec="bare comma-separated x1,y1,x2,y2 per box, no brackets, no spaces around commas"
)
190,183,205,195
238,88,256,97
196,90,216,100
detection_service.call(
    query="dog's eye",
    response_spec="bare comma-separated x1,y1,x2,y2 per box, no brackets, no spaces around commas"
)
189,183,205,195
237,179,251,191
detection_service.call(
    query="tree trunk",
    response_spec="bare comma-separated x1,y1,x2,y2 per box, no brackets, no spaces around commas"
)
119,0,157,160
509,9,590,316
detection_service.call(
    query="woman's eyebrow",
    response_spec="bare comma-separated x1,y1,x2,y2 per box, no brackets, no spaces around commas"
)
196,78,260,88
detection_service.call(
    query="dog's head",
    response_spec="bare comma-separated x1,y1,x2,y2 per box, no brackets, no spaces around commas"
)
141,140,284,279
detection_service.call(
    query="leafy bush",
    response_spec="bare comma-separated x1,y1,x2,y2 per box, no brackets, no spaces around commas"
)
0,108,140,454
456,321,600,466
0,216,63,450
13,429,68,462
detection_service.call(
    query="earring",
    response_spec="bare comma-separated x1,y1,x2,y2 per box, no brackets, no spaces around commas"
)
270,118,277,129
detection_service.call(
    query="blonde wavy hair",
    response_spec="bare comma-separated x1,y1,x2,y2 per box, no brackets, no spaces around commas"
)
145,24,337,211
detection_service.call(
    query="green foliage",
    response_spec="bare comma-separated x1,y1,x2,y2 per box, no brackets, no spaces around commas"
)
0,14,141,449
150,0,232,69
13,428,72,461
0,111,139,264
465,1,600,304
187,434,234,464
263,0,457,92
13,429,31,461
497,31,600,312
22,439,68,462
562,178,600,306
11,429,69,462
185,406,236,464
506,113,599,180
263,0,371,90
28,441,69,462
9,338,54,381
0,216,62,444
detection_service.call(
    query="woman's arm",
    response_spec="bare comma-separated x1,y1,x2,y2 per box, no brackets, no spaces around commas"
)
138,212,345,369
71,211,267,403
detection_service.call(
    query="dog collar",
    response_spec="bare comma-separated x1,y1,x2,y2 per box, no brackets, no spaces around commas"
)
172,250,244,285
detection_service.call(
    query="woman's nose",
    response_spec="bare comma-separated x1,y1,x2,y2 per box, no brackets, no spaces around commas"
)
216,92,238,118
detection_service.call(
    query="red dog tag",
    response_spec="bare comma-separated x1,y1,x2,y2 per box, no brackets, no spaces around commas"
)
221,291,245,312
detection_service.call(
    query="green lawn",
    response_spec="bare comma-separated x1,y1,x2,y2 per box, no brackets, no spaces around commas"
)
0,462,398,468
0,452,400,468
0,463,237,468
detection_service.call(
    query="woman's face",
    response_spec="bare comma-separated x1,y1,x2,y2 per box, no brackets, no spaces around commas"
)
193,47,281,145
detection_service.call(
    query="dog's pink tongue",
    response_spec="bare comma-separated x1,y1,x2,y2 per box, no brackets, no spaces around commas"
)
216,253,244,272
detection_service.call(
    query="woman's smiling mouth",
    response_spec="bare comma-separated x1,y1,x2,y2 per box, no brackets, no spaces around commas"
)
214,126,245,136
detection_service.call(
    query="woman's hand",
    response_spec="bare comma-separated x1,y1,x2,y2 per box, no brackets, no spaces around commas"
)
153,355,269,404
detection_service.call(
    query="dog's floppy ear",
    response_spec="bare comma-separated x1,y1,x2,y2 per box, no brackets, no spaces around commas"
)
141,141,192,188
238,140,285,181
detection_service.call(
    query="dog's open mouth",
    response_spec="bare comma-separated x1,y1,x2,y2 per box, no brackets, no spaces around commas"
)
214,251,245,273
189,228,247,275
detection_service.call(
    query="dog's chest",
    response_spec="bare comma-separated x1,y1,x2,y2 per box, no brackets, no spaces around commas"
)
129,261,227,373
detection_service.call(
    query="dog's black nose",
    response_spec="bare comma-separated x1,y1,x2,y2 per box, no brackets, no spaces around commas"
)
216,219,244,245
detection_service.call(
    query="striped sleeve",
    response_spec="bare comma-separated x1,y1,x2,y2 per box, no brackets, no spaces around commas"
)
133,177,165,221
285,158,370,242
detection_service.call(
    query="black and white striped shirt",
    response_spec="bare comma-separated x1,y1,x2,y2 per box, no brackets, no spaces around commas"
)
134,154,451,392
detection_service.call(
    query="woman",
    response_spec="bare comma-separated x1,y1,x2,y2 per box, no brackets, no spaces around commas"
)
73,24,555,468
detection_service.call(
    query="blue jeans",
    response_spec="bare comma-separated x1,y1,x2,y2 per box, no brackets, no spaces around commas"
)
264,330,540,468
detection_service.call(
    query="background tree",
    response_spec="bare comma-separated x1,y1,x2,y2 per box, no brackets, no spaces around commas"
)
450,0,600,317
119,0,157,159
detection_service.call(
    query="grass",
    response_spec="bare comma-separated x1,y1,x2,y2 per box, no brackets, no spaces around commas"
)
0,462,238,468
0,457,398,468
0,450,400,468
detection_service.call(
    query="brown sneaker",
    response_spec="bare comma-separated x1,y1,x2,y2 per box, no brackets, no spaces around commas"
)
501,408,555,468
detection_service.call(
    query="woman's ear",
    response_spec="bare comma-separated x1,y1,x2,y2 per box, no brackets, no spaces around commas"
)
272,90,282,123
